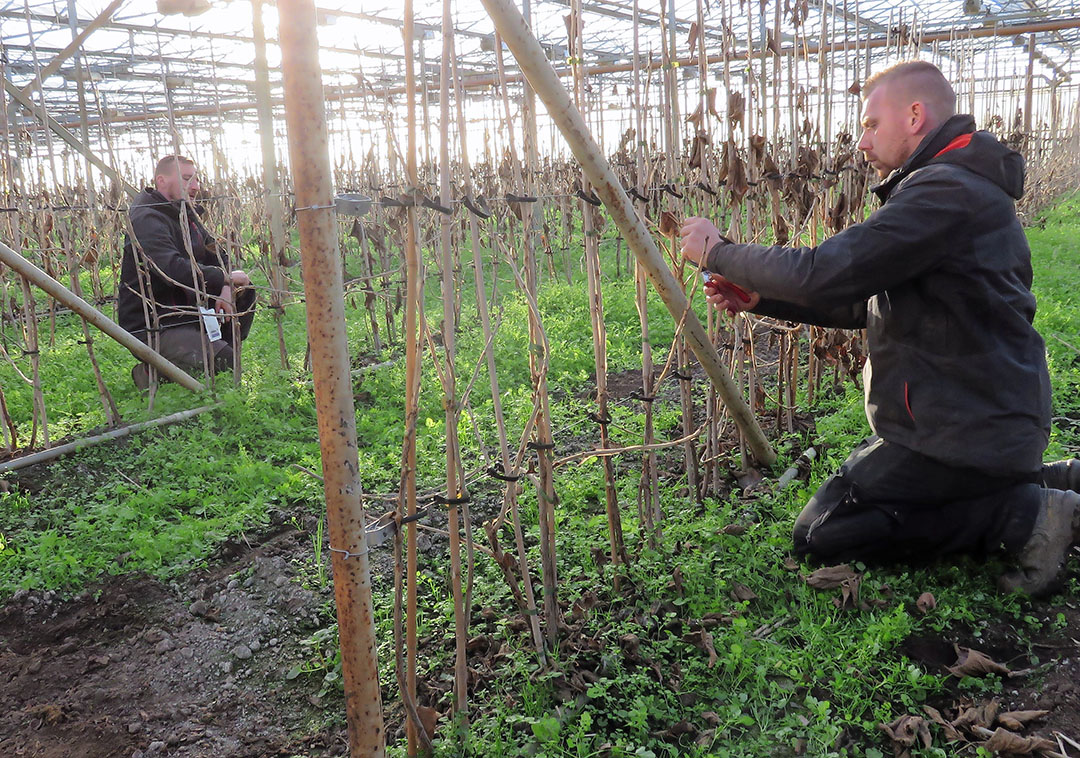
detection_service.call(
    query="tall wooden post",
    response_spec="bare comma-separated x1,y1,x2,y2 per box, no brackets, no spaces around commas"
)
277,2,385,755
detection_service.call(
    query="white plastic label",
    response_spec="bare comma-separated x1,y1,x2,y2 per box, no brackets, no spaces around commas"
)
200,306,222,342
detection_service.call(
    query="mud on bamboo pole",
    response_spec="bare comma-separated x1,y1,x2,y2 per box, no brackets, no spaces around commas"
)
479,0,776,467
276,1,385,755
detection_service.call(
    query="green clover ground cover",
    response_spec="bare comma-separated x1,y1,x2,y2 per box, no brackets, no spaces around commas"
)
0,194,1077,757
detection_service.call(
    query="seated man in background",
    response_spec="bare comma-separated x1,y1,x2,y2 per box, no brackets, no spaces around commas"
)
680,61,1080,597
119,155,255,388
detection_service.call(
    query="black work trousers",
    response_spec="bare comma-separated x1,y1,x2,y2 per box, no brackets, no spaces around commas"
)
792,436,1040,563
138,288,257,376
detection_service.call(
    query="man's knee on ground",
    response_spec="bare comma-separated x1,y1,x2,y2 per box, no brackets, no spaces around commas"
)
213,342,235,374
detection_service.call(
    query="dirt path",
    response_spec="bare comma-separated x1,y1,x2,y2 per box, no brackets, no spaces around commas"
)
0,528,348,758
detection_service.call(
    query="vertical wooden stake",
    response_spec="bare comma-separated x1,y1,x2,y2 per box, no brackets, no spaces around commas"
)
277,2,385,755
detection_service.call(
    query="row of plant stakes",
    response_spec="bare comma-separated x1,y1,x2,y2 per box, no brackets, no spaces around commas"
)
2,0,1080,752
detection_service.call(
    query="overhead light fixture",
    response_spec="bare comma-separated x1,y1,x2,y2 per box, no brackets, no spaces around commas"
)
156,0,211,17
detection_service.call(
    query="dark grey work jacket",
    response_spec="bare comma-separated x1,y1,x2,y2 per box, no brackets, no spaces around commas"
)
706,115,1051,475
118,188,229,337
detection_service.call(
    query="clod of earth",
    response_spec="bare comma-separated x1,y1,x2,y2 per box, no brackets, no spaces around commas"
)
915,592,936,614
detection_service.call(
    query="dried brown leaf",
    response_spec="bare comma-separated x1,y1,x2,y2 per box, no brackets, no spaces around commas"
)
802,564,858,589
685,103,704,129
416,705,441,739
981,727,1057,754
687,22,701,52
672,567,685,597
658,210,681,236
782,556,800,571
878,714,932,755
654,719,696,741
729,582,758,602
947,646,1011,678
720,524,747,536
571,590,599,620
682,629,718,668
728,91,745,127
466,634,494,654
837,574,861,610
694,728,715,747
766,29,782,56
736,467,763,491
996,710,1049,730
705,86,719,118
688,133,709,170
921,705,963,742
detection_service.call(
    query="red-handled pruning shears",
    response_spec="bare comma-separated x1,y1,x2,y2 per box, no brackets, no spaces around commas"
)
701,272,753,310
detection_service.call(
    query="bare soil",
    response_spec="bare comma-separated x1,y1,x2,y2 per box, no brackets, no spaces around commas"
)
0,526,351,758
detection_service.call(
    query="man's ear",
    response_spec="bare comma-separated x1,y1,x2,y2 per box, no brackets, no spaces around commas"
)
909,102,928,134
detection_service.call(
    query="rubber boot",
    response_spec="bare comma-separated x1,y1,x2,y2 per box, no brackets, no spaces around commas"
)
131,362,150,391
998,488,1079,598
1041,459,1080,493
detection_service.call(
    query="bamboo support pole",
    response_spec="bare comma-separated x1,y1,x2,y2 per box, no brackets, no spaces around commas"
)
401,1,425,753
276,1,385,755
0,404,218,474
0,239,204,392
18,274,47,448
20,19,119,427
631,0,661,544
439,0,469,725
480,0,776,466
1024,34,1035,141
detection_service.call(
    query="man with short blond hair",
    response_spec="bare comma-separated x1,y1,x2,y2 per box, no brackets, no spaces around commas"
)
681,60,1079,596
119,155,255,387
863,60,957,121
